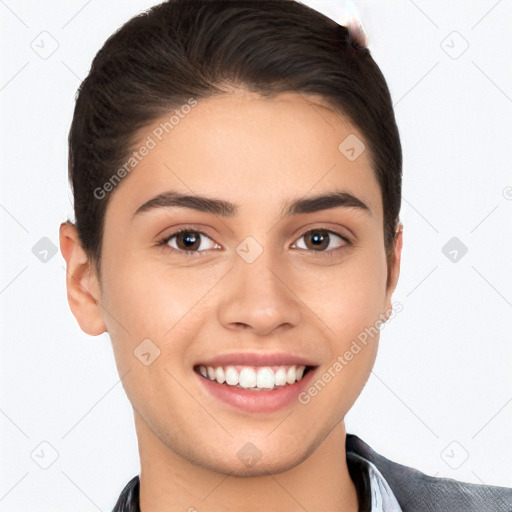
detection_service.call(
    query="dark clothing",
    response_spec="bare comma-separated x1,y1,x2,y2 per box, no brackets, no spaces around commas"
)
112,433,511,511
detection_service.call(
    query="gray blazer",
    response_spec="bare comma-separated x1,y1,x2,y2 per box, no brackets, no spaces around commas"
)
112,434,511,511
346,433,512,511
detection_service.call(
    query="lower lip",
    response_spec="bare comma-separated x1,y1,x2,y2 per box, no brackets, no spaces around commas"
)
196,368,316,413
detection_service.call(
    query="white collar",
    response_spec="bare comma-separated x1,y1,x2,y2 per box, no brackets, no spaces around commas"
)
349,452,403,511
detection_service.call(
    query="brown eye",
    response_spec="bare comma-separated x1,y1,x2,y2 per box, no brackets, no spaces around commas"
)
293,229,349,253
305,230,330,251
175,230,201,251
160,228,219,255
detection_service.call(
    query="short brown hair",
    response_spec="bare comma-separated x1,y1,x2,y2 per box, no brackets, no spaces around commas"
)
67,0,402,278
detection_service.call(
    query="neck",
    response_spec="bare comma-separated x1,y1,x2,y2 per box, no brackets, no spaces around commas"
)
136,413,358,512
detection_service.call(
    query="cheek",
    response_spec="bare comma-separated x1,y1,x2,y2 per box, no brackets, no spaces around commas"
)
295,251,386,419
99,252,221,366
98,260,204,409
295,245,388,345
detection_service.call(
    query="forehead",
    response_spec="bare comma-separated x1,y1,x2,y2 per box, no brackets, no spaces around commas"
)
105,91,382,221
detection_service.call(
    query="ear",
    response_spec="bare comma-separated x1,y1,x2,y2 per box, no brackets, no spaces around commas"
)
383,222,403,318
59,221,107,336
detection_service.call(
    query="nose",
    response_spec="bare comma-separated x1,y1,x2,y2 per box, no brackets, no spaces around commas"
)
216,248,302,337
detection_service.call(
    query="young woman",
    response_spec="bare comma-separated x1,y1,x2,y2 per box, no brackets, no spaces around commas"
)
59,1,511,510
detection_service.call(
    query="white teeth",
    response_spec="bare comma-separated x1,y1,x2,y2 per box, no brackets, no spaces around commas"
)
274,367,287,386
214,366,225,384
286,366,296,385
239,368,257,388
256,367,274,389
225,366,239,386
199,364,308,390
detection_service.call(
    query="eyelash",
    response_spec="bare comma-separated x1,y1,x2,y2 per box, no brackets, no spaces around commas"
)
156,226,351,258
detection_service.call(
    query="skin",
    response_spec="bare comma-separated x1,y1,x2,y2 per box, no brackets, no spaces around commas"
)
60,90,403,512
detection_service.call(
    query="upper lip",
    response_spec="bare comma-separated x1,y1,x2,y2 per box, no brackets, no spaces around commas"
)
196,352,318,368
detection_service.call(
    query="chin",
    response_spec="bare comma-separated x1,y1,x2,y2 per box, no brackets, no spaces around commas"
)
161,432,311,478
198,450,309,478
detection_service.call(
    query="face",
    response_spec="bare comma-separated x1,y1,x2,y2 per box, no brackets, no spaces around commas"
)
63,90,402,476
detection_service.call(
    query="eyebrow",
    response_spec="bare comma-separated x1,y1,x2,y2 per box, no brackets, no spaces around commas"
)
132,190,371,219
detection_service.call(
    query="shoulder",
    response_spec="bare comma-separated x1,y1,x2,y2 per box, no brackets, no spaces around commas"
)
346,433,512,512
112,475,139,512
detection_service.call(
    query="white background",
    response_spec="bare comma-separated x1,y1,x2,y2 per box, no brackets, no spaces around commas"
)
1,0,511,510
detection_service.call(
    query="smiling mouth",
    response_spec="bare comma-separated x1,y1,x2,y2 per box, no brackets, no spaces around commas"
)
193,364,315,391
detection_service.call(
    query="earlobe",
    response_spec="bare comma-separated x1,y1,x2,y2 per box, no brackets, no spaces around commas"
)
59,221,107,336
